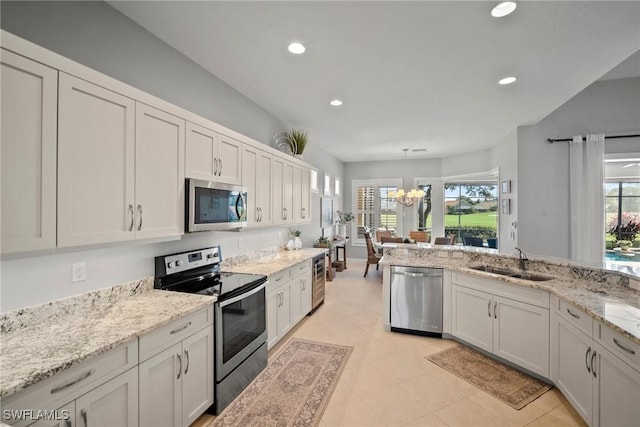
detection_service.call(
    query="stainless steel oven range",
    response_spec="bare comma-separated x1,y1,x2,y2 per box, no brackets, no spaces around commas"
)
154,246,268,414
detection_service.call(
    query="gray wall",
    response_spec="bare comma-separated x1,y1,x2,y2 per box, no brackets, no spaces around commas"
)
518,77,640,259
0,1,343,312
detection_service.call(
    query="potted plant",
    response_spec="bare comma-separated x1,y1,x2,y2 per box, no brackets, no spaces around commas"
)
313,236,333,250
335,210,354,239
289,228,302,250
284,129,308,157
608,219,639,250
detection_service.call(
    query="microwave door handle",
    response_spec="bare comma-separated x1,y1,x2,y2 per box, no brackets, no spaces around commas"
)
235,193,246,220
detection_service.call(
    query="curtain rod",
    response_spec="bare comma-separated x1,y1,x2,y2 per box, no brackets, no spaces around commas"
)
546,133,640,144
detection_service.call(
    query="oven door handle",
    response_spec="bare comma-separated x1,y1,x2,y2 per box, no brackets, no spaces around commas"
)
219,281,266,307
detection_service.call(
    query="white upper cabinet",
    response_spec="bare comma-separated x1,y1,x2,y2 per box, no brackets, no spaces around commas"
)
58,73,136,247
242,144,272,226
58,73,184,247
134,103,185,240
293,165,311,224
185,123,241,185
1,49,57,253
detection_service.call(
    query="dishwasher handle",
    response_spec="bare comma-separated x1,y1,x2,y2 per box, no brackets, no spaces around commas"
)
394,271,441,278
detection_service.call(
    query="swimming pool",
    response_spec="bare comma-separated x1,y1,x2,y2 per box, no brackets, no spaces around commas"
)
605,250,639,262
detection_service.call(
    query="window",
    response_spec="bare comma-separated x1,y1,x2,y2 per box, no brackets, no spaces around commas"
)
444,183,498,243
352,179,402,245
310,169,318,193
605,182,640,249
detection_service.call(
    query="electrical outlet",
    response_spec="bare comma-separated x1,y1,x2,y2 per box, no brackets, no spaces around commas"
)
238,237,244,249
72,263,86,283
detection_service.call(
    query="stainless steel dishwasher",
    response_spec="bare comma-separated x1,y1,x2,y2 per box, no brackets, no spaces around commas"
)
390,266,443,336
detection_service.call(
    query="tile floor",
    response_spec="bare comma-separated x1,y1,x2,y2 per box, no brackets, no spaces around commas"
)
196,260,587,427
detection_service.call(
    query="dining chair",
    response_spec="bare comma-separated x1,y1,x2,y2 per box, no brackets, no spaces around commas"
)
409,231,428,242
364,231,382,277
447,234,457,245
463,236,484,247
434,237,452,245
381,236,403,244
487,238,498,249
376,230,392,242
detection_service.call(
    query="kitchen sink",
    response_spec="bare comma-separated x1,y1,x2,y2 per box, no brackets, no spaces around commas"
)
470,265,553,282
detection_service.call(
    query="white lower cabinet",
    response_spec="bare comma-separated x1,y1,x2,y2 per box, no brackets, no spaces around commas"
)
27,402,74,427
451,273,550,377
74,367,138,427
551,298,640,426
291,261,313,324
138,307,214,427
139,325,213,427
267,271,292,349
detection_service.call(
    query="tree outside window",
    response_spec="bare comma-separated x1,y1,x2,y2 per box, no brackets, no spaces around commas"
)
605,182,640,249
444,183,498,243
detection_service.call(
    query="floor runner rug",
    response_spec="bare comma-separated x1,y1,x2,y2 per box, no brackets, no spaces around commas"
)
427,344,552,409
212,338,353,426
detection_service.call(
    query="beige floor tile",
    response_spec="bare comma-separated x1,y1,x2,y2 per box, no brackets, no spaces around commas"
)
369,352,436,383
528,388,568,413
359,384,431,426
548,402,588,427
468,390,547,426
340,358,397,397
526,413,575,427
401,413,449,427
322,396,386,426
398,371,467,412
426,367,481,397
435,398,506,427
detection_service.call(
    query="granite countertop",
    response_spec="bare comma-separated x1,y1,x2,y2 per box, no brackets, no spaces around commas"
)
380,246,640,345
221,247,328,276
0,278,215,398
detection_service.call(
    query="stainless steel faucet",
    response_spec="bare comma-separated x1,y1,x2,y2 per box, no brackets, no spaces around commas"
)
515,247,528,270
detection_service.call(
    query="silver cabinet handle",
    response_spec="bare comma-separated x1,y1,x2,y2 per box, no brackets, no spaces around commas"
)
218,157,223,176
177,353,182,380
591,350,597,378
80,409,87,427
128,204,134,231
51,369,96,394
494,301,497,319
170,321,192,335
256,207,260,222
184,349,190,375
213,157,218,176
566,308,580,319
259,207,263,222
137,204,143,231
585,346,592,373
488,301,491,317
302,207,306,218
613,338,636,355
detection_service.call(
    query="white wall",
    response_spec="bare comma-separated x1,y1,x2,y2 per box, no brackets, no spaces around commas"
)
0,1,344,312
518,77,640,259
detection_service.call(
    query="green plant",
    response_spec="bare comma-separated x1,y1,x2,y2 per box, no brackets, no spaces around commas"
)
314,236,332,249
336,210,354,225
289,228,301,237
284,129,308,155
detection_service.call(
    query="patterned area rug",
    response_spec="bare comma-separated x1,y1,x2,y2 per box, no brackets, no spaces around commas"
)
427,344,552,410
212,338,353,427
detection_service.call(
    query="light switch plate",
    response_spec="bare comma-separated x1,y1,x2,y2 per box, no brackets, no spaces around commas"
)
72,263,86,283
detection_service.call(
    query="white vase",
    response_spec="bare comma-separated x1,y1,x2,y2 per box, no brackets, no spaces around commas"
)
287,240,295,251
294,237,302,249
337,224,347,239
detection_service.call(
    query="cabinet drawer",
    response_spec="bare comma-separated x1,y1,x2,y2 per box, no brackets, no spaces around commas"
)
270,269,291,287
139,305,213,362
2,341,137,426
596,322,640,371
556,298,593,336
292,260,311,277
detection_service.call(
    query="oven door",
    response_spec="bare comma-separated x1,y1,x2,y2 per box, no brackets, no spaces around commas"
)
215,282,267,380
187,179,248,232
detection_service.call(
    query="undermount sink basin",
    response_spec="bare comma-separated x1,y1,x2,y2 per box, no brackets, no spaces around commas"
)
470,265,554,282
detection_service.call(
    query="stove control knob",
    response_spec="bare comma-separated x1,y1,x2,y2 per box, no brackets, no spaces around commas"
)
207,253,215,259
176,260,183,267
167,261,175,269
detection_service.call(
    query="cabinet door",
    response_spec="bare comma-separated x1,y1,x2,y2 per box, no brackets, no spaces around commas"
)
1,49,57,253
293,166,303,223
58,73,135,247
493,296,550,377
185,122,217,180
267,287,281,349
283,162,294,223
300,167,311,223
134,103,185,240
255,150,272,225
28,402,74,427
217,135,242,185
271,157,285,225
181,327,214,427
278,283,292,338
290,276,303,324
552,315,593,425
300,273,313,316
594,344,640,427
241,145,259,225
75,368,138,427
138,343,181,427
451,285,493,352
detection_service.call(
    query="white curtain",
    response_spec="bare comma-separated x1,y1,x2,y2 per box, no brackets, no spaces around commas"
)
569,134,605,264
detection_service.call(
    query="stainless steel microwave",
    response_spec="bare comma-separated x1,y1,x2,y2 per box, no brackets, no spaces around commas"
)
186,179,248,232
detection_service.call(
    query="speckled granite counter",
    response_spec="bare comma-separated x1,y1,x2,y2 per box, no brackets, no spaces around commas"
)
380,246,640,345
221,248,328,276
0,278,215,398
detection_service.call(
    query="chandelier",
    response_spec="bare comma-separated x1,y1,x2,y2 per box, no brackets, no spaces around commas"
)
389,149,426,207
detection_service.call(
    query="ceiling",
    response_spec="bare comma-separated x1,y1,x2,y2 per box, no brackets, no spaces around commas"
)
108,1,640,163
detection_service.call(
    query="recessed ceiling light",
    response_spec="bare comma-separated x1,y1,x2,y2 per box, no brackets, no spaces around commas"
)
330,99,343,106
498,76,517,85
491,2,517,18
287,42,305,54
